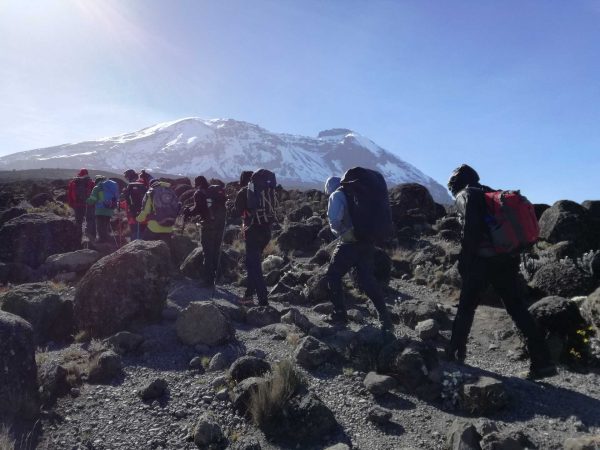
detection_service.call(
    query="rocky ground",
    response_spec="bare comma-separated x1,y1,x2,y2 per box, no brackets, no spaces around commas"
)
18,276,599,450
1,175,600,450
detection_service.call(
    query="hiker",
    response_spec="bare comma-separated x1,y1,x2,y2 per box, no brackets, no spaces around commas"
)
67,168,96,239
323,170,393,331
86,175,119,243
138,169,153,189
136,179,180,243
120,169,148,240
446,164,557,380
234,170,276,306
183,176,227,287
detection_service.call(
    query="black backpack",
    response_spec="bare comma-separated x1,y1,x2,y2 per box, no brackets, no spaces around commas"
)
126,182,147,217
73,177,89,203
340,167,393,242
150,185,180,226
206,184,227,210
246,169,278,225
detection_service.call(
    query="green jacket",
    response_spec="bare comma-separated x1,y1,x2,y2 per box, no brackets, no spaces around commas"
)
86,184,115,217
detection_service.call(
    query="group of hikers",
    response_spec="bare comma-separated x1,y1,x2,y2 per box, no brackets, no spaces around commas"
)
66,163,557,380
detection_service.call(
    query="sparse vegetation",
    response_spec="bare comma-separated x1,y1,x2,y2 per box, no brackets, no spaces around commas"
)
263,239,282,258
27,202,72,217
248,360,305,427
0,426,15,450
286,332,301,347
74,330,90,343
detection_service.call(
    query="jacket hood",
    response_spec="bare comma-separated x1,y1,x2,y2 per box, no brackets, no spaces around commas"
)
77,168,89,177
325,177,341,195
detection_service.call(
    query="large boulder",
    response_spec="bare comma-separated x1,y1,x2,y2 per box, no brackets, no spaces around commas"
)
539,200,590,247
389,183,437,223
277,223,320,253
41,249,102,275
179,246,203,279
0,282,73,344
74,240,171,337
176,301,234,346
303,267,330,304
528,296,587,337
0,311,40,420
0,213,80,268
0,262,36,285
229,356,271,382
530,261,596,298
0,207,27,226
581,288,600,330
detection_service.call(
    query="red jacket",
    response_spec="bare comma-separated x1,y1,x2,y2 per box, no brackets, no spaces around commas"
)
67,177,95,208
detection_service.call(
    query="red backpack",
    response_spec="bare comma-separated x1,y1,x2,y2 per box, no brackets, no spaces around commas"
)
484,190,540,254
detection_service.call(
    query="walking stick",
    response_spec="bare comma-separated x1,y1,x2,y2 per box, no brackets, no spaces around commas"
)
211,216,229,299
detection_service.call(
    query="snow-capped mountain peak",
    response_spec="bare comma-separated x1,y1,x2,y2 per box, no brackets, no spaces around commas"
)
0,118,452,203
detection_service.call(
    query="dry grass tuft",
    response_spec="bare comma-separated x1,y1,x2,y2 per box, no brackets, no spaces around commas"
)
263,239,282,258
27,202,71,217
0,426,15,450
74,330,89,343
248,360,305,427
285,332,302,347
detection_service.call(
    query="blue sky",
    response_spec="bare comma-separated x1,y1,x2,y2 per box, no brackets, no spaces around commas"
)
1,0,599,203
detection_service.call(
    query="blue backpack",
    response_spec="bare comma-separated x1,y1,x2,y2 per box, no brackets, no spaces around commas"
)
100,179,119,209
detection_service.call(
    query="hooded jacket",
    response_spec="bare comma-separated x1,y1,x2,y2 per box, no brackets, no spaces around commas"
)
325,177,354,241
86,179,115,217
68,172,94,209
455,183,496,261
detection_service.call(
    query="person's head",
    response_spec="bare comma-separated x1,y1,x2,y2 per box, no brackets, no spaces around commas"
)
94,175,106,185
239,171,254,187
77,168,89,177
124,169,137,182
447,164,480,197
194,176,209,189
324,176,341,195
139,169,152,181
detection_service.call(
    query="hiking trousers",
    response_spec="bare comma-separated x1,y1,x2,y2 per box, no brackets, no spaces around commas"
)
449,254,551,367
96,216,111,243
129,220,146,241
74,206,96,238
142,228,171,244
326,241,391,326
244,224,271,304
201,220,226,286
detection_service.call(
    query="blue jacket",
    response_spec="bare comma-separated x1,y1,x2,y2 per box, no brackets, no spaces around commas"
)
325,177,354,241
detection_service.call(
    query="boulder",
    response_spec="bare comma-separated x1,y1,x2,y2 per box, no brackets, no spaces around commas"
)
581,288,600,330
288,205,313,222
367,406,393,425
539,200,590,246
0,207,26,226
74,240,171,337
415,319,439,340
176,301,234,346
303,267,330,304
0,282,73,344
179,246,204,279
38,360,69,407
447,420,482,450
533,204,551,221
530,261,596,298
88,350,123,384
459,376,508,416
42,249,101,275
363,371,397,396
480,430,535,450
294,336,334,369
0,213,80,268
193,413,226,449
389,183,437,223
168,234,196,267
563,435,600,450
208,352,231,372
229,356,271,382
29,192,53,207
230,377,268,413
317,225,336,243
281,308,313,332
246,305,281,327
0,262,36,285
213,298,246,323
396,299,446,328
139,378,168,401
528,296,587,337
105,331,144,354
276,223,320,253
262,255,285,273
0,311,40,420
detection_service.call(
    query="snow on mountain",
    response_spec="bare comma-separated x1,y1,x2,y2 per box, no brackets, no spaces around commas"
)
0,118,452,203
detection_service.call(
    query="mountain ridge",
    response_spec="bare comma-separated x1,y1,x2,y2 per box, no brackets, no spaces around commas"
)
0,118,452,203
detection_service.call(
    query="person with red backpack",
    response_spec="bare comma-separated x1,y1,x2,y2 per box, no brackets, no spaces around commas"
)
120,169,148,240
446,164,556,380
67,168,96,239
183,176,227,287
234,170,275,306
136,179,180,243
323,169,394,331
86,175,118,243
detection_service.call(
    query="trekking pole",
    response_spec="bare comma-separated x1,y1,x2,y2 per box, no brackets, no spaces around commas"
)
211,216,229,299
82,205,89,249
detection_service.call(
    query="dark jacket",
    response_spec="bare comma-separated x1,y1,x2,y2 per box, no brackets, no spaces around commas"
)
187,188,226,225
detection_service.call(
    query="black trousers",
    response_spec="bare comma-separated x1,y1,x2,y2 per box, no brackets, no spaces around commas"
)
96,216,111,243
450,254,550,367
244,225,271,304
201,221,225,285
325,241,391,326
129,222,146,241
74,206,96,238
142,228,171,244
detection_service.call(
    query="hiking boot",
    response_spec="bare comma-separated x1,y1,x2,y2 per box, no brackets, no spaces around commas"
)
520,364,558,381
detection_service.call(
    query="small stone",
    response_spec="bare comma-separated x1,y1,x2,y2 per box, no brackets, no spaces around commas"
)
447,420,481,450
415,318,439,340
208,352,230,372
367,406,392,425
189,356,206,372
139,378,168,401
211,375,227,389
363,371,397,396
193,413,225,448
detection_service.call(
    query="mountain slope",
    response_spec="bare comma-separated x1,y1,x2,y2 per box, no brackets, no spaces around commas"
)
0,118,452,203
